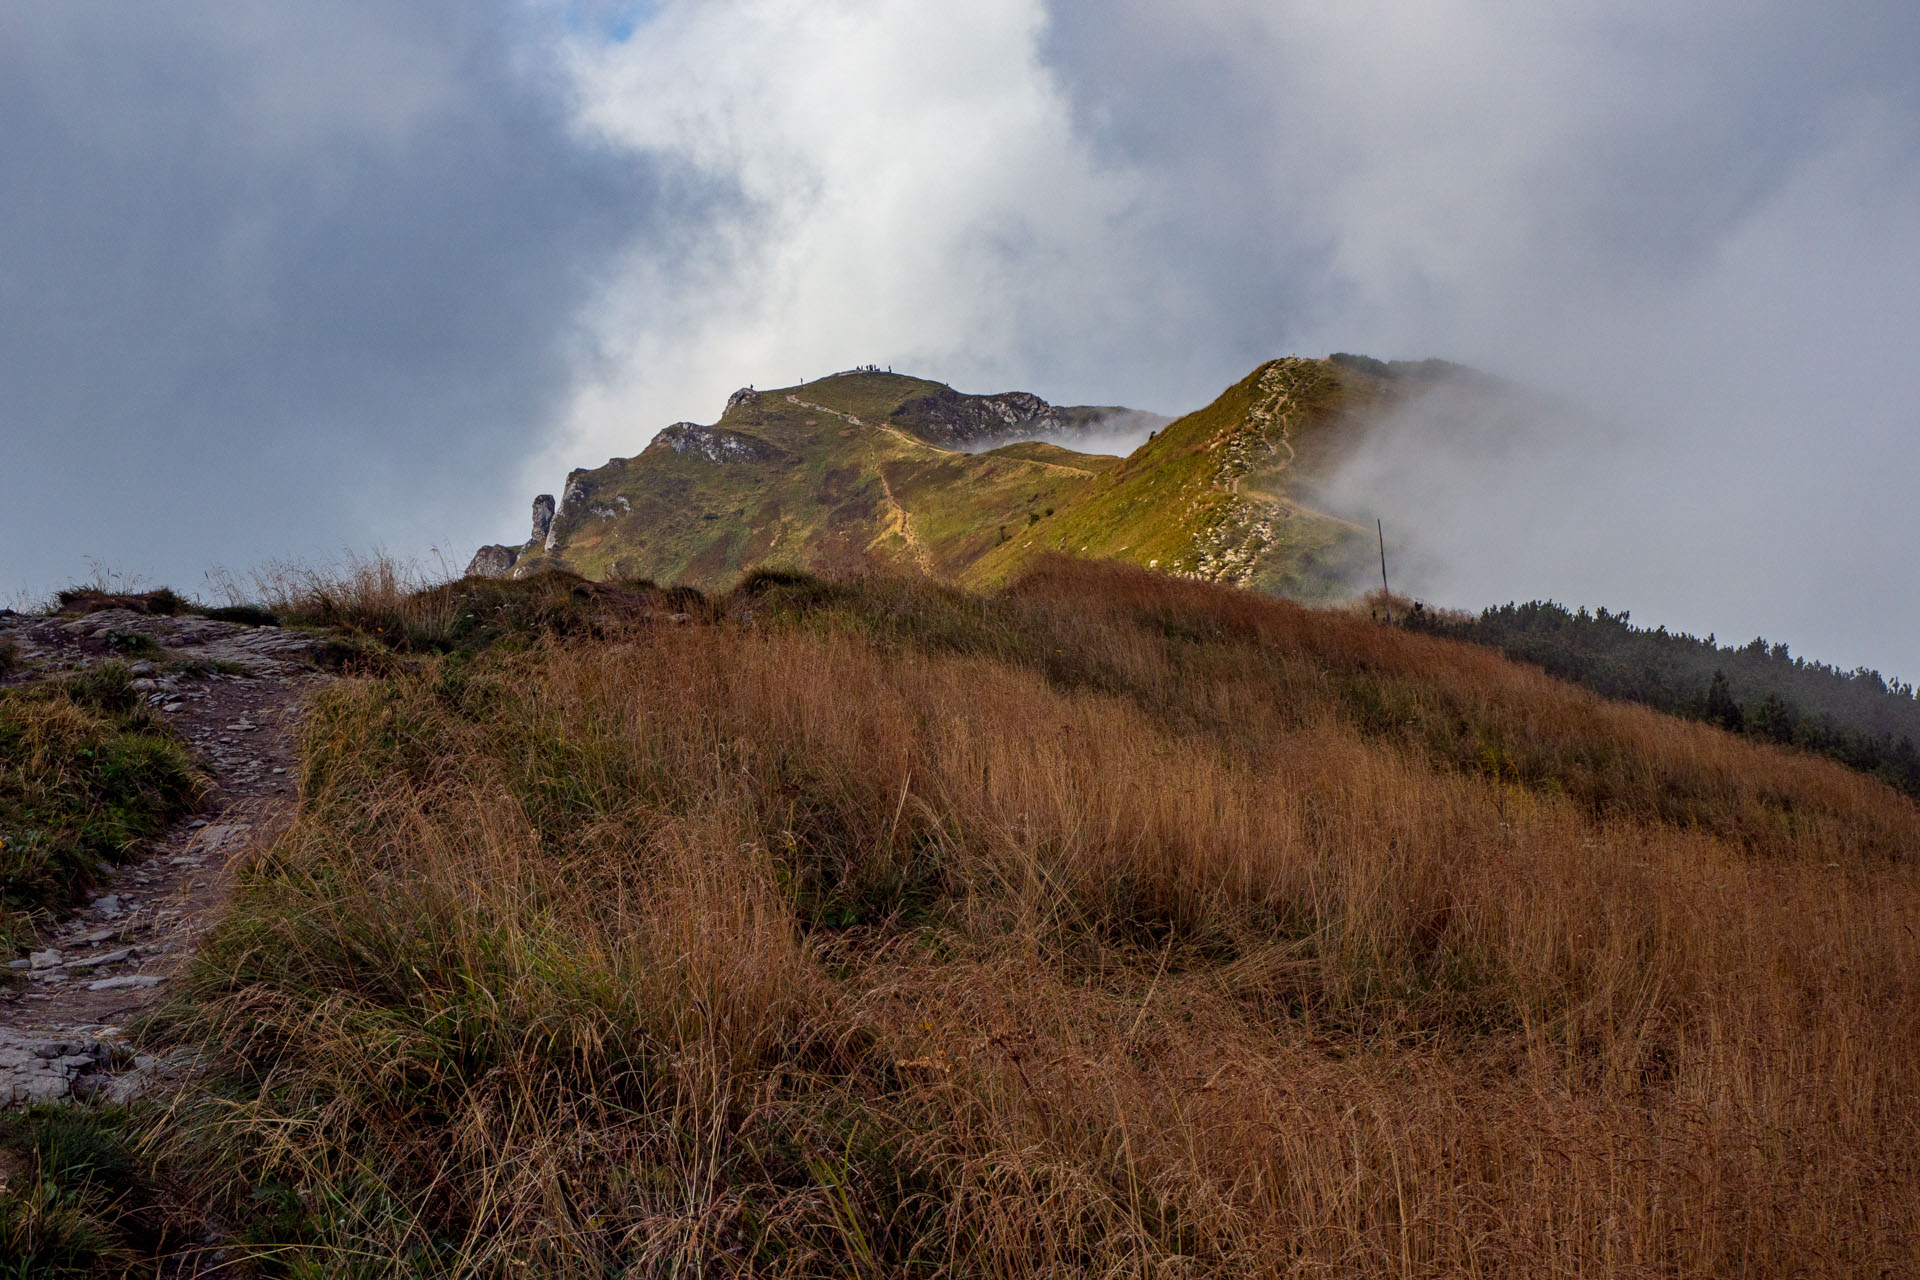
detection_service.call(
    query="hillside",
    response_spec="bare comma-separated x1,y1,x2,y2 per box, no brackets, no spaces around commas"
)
478,371,1157,589
11,558,1913,1274
1408,599,1920,796
470,356,1479,600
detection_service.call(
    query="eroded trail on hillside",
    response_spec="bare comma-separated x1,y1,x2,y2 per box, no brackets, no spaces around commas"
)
783,392,945,575
785,393,962,456
0,609,328,1106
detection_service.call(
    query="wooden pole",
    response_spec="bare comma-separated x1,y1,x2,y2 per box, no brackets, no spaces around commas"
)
1377,519,1392,624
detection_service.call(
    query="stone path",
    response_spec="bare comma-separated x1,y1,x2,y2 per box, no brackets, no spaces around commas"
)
0,606,329,1106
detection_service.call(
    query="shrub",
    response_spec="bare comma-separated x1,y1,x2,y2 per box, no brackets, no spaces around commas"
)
52,588,184,617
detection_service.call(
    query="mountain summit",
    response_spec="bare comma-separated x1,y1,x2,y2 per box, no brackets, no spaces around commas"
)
469,356,1471,598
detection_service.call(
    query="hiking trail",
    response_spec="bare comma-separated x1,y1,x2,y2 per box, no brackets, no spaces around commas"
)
0,607,329,1106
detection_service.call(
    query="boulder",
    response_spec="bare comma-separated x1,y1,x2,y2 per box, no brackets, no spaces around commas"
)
465,545,520,579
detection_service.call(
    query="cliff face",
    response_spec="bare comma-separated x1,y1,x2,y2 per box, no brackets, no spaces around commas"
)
469,358,1488,598
464,493,558,578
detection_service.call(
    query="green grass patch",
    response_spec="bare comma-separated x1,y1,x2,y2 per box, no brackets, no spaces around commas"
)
0,666,204,950
0,1106,176,1278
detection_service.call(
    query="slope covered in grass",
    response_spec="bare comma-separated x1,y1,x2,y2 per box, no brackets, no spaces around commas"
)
505,356,1492,602
0,666,202,950
145,559,1919,1276
507,371,1133,588
1409,598,1920,797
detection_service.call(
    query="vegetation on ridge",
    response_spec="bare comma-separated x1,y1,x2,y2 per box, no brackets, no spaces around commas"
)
107,557,1920,1275
508,369,1130,589
1410,599,1920,798
507,356,1435,600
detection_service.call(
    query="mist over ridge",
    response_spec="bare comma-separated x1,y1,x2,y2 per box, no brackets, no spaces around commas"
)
2,2,1915,677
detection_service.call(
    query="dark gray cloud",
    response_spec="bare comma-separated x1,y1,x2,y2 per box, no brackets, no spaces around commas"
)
0,2,667,601
7,1,1916,680
1028,0,1920,675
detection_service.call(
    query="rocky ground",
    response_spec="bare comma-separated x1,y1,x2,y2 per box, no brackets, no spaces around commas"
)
0,606,329,1108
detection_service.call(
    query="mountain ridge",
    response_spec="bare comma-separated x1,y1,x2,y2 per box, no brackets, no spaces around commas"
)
467,355,1476,600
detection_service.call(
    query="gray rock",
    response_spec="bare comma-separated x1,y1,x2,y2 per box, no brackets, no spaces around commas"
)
531,492,556,543
0,1030,112,1107
465,544,519,579
657,422,791,465
66,948,135,969
547,477,589,550
192,822,252,855
28,949,61,970
86,974,166,992
725,386,759,414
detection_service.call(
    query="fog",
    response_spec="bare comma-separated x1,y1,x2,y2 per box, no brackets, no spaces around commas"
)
4,2,1915,676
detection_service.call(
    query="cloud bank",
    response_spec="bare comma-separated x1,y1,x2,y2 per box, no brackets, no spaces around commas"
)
5,1,1916,675
550,0,1920,674
0,2,660,597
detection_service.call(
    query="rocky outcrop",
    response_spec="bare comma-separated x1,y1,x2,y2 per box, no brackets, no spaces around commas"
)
466,545,520,578
658,422,791,464
547,476,590,551
890,388,1168,451
891,388,1069,447
532,493,556,544
725,386,759,415
1,1026,160,1106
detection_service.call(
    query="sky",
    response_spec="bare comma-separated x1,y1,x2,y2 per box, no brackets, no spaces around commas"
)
3,1,1917,677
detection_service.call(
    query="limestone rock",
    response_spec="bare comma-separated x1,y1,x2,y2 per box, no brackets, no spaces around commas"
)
547,476,589,550
531,493,556,543
0,1029,113,1106
465,544,520,579
657,422,791,465
725,386,759,415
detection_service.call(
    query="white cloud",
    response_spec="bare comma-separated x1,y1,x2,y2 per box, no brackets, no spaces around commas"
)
529,0,1920,674
537,0,1155,480
13,0,1913,676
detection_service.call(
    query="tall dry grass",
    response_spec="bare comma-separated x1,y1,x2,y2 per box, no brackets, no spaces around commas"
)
147,559,1920,1275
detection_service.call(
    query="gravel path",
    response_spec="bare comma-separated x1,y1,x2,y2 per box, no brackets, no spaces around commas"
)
0,607,330,1107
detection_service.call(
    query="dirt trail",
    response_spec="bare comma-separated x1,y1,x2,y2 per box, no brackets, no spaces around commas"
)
783,394,942,575
785,394,962,456
868,468,938,577
0,608,328,1106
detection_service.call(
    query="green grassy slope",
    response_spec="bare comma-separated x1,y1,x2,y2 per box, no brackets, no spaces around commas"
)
512,372,1125,589
514,357,1443,601
962,357,1395,599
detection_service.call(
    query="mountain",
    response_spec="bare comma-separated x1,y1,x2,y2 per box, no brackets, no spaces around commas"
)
469,354,1477,599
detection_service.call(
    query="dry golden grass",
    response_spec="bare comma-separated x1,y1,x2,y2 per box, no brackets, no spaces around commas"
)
148,558,1920,1276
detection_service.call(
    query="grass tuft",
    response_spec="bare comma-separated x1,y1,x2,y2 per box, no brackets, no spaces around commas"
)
0,667,204,950
0,1106,178,1278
